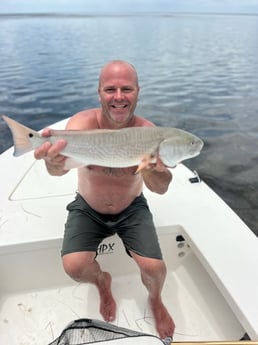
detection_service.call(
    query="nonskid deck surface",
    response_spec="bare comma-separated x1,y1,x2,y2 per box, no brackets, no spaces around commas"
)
0,231,244,344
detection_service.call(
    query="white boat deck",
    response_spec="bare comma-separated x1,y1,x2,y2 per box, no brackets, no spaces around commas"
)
0,119,258,343
0,228,244,344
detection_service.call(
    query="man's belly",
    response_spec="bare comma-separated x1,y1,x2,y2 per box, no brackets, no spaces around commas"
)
77,166,143,214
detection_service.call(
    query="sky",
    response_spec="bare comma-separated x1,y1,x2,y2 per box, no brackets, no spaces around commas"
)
0,0,258,14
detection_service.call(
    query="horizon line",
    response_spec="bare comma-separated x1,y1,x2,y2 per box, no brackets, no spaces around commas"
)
0,11,258,16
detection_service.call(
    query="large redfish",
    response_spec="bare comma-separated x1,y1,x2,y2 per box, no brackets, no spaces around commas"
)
2,115,203,172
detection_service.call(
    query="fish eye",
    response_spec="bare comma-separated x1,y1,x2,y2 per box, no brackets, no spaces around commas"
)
28,133,34,138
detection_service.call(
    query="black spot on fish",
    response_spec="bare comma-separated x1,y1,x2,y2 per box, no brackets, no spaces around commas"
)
28,133,34,138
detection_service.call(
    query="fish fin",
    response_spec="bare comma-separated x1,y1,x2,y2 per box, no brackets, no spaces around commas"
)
64,157,85,170
2,115,39,157
158,138,180,167
135,155,157,174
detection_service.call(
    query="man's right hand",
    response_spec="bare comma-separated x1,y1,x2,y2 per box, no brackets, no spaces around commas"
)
34,128,68,176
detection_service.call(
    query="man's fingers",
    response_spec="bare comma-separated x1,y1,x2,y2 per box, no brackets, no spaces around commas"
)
47,140,67,159
34,141,52,159
34,139,67,161
40,128,52,137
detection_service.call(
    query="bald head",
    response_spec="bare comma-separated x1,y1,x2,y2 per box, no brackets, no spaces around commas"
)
98,60,139,89
97,60,140,127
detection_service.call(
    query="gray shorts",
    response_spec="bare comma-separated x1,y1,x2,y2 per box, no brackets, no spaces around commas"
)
61,193,162,259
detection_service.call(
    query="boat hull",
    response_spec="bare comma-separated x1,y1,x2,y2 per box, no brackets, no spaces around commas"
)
1,118,258,343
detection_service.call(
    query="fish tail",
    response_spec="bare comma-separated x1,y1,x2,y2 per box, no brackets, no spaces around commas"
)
2,115,39,157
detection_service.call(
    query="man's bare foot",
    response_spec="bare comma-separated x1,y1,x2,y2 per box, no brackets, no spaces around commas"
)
97,272,116,322
149,297,175,339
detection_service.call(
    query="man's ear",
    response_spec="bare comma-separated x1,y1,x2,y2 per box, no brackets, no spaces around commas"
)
98,88,101,102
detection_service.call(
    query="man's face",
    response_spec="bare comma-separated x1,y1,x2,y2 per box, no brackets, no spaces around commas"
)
98,64,139,128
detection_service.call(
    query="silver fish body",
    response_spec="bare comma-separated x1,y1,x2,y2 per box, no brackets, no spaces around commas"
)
2,115,204,170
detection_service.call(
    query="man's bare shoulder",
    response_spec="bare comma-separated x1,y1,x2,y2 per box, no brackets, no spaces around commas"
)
134,115,155,127
66,108,101,130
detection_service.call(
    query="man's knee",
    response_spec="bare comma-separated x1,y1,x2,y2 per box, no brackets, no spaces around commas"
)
144,259,167,277
131,252,167,276
62,252,95,281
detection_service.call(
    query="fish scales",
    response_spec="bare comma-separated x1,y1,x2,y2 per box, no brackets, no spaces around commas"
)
55,127,162,167
2,115,204,170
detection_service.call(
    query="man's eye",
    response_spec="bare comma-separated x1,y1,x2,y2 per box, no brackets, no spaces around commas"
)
104,88,115,93
122,88,133,93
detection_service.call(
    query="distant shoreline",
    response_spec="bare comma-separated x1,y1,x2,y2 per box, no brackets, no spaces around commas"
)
0,11,257,18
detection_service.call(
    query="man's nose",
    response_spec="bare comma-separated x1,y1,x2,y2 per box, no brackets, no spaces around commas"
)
114,88,123,100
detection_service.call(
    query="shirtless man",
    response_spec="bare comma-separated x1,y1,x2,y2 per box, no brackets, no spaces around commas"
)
34,60,175,339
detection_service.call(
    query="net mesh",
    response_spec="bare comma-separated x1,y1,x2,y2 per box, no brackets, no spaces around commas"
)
48,318,171,345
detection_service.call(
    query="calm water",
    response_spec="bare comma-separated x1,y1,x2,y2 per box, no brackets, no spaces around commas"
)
0,13,258,235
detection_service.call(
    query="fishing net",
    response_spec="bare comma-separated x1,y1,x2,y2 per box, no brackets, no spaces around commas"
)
48,318,172,345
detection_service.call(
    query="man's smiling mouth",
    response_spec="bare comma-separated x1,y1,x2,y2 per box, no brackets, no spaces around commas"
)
111,104,127,108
